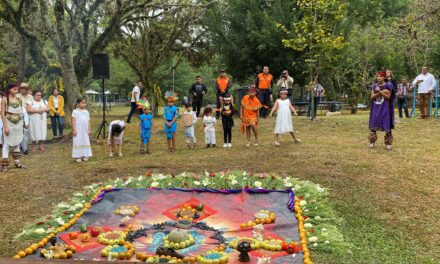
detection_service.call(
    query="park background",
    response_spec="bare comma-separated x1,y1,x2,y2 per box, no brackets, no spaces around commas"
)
0,1,440,263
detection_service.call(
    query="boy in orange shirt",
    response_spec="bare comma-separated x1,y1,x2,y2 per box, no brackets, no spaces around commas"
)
241,85,262,147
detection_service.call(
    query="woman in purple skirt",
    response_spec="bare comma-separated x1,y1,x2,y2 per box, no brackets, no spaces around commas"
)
368,71,395,150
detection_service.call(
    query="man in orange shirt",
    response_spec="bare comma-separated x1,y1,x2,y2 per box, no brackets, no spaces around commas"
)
215,69,231,118
241,85,262,147
255,66,273,118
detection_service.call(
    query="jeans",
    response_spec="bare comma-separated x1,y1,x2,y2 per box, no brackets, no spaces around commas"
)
307,97,320,118
258,89,271,117
51,115,64,136
127,102,142,122
397,97,409,118
192,98,203,117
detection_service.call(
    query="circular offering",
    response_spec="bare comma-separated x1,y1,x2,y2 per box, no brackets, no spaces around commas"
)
198,250,229,264
163,230,195,250
98,231,127,245
101,241,135,260
177,219,192,229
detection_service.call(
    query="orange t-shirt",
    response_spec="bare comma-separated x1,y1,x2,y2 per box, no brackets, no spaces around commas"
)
257,73,273,89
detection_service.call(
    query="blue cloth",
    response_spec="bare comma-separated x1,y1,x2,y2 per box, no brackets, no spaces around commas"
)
140,113,153,144
163,106,178,138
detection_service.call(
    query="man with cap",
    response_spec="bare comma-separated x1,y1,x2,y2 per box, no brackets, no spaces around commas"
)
16,83,33,155
368,71,395,150
240,85,262,147
277,70,294,101
255,66,273,118
215,69,231,119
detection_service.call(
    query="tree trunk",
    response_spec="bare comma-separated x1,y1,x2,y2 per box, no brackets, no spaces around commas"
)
58,47,81,116
18,35,27,82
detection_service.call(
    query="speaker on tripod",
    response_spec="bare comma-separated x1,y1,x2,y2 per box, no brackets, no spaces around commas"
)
92,53,110,139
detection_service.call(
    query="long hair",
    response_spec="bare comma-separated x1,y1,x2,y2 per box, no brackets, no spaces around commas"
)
75,97,85,109
5,82,19,109
110,123,124,137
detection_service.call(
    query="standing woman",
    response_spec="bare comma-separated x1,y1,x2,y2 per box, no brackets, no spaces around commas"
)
368,71,395,150
48,88,65,138
1,83,28,171
26,90,48,151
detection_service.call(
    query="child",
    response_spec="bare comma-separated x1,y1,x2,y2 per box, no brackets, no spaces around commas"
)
221,94,234,148
203,107,216,147
241,84,261,147
164,91,179,152
108,120,125,157
72,98,92,162
181,97,197,149
269,88,301,146
1,82,29,171
138,99,153,154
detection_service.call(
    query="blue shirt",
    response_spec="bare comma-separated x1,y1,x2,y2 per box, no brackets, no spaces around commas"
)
140,113,153,129
164,105,178,121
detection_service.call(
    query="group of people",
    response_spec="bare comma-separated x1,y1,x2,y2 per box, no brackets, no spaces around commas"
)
0,82,65,171
368,66,437,150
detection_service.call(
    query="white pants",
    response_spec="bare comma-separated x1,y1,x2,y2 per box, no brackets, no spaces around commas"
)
3,144,20,159
204,128,216,145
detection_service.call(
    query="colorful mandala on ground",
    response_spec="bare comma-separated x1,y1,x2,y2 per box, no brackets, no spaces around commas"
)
13,171,346,264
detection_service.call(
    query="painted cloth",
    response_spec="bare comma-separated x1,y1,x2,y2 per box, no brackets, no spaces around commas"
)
369,82,395,132
241,95,261,134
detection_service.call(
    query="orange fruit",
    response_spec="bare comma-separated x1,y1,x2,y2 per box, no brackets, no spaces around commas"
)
30,244,38,251
17,251,26,258
13,255,21,259
59,252,67,259
37,241,45,248
24,248,33,255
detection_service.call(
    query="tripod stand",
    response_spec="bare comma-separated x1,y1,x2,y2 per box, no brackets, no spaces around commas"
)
95,78,109,139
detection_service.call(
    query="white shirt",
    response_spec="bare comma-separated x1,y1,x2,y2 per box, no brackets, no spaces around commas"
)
16,93,33,107
412,73,436,93
53,96,59,108
131,86,140,102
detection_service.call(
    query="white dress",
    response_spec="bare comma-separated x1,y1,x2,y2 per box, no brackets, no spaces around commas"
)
28,99,48,141
72,109,92,158
203,115,216,145
274,99,294,134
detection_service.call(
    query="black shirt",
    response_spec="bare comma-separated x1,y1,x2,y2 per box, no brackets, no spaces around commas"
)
190,83,208,99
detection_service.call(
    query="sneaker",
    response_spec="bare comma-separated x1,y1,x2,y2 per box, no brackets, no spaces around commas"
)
118,152,123,157
223,143,228,148
109,152,114,157
227,143,232,147
274,141,280,146
254,143,259,146
368,143,375,149
294,138,302,143
246,142,251,147
386,145,392,151
76,159,82,163
82,157,89,162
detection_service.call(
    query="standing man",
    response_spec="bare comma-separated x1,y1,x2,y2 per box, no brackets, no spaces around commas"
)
189,75,208,117
16,83,33,155
412,66,436,119
215,69,231,119
127,80,142,123
396,78,412,119
256,66,273,118
277,70,294,101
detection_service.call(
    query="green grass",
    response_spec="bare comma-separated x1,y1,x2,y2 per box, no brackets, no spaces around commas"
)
1,106,439,263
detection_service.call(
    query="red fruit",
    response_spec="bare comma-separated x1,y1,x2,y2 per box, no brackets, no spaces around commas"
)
69,232,78,240
281,243,288,251
90,229,100,237
63,211,68,215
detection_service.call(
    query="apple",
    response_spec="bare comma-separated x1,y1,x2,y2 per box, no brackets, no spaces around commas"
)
90,228,100,237
69,232,78,240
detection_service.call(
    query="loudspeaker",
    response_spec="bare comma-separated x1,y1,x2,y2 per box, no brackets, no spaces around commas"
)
92,53,110,80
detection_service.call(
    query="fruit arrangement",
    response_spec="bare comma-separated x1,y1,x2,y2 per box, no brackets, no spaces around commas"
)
163,230,195,250
100,241,135,260
176,203,204,221
114,205,140,217
98,231,127,245
197,250,229,264
40,244,76,259
240,210,276,228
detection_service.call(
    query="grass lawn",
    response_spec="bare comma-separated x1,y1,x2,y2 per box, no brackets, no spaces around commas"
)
0,106,439,263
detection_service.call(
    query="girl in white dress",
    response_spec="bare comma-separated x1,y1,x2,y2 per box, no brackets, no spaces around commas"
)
26,90,48,151
269,88,301,146
202,107,216,147
72,98,92,162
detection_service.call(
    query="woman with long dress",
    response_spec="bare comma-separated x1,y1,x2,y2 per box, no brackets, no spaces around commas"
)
26,90,48,151
72,98,92,162
269,88,301,146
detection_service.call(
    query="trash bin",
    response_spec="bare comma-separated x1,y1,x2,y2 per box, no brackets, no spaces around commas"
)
235,86,249,112
329,101,342,112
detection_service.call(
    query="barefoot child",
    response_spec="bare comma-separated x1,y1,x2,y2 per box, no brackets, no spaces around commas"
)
108,120,125,157
221,94,234,147
181,97,197,149
164,91,179,152
240,85,261,147
72,98,92,162
203,107,216,147
138,99,153,154
269,88,301,145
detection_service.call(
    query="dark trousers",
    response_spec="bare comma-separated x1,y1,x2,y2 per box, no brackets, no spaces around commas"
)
258,89,271,117
192,98,203,117
127,102,142,122
50,115,64,136
307,97,320,118
223,128,232,143
397,97,409,118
